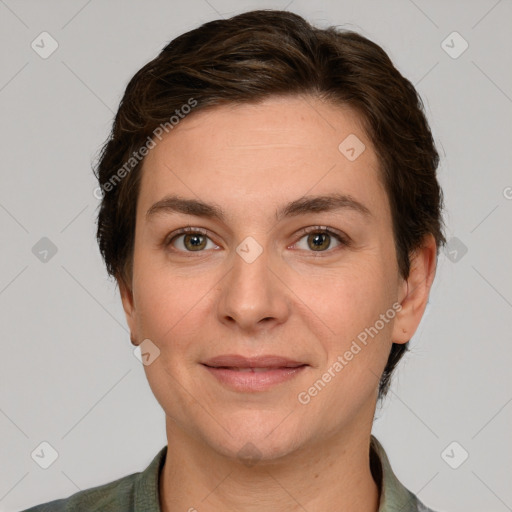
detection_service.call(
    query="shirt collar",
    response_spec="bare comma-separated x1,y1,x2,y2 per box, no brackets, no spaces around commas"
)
134,445,167,511
371,434,428,511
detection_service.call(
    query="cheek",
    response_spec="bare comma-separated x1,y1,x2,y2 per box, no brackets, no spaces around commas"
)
292,257,394,337
132,264,179,337
294,262,396,409
132,261,216,356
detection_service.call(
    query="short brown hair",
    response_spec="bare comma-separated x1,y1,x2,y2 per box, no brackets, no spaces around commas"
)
95,9,446,399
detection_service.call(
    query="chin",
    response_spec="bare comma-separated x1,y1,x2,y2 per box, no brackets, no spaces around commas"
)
200,413,308,464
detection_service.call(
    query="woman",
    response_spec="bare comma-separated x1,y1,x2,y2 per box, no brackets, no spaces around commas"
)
25,9,445,511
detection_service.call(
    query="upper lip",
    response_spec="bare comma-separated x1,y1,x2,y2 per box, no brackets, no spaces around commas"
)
203,355,307,368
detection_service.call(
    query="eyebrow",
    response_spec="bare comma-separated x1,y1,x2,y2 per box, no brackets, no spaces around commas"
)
145,193,372,222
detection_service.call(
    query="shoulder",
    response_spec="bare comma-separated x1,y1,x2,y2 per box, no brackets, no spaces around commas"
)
21,446,167,512
21,471,137,512
402,489,441,512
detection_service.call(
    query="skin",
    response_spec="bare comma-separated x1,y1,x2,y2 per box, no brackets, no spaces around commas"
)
119,95,437,512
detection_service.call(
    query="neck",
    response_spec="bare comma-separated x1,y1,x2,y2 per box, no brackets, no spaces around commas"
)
159,423,380,512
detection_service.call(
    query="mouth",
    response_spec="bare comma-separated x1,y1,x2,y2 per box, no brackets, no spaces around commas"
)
206,366,305,372
203,354,307,368
201,355,309,392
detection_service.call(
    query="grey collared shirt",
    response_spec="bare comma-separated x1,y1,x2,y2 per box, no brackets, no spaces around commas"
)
22,435,438,511
370,435,438,511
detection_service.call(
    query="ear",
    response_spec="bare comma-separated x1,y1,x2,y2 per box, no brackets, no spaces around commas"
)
118,277,139,346
391,234,438,344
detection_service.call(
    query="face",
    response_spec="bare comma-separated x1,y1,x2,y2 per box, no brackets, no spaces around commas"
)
120,95,424,461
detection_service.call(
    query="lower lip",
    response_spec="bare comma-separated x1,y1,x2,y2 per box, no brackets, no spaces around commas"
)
202,365,307,392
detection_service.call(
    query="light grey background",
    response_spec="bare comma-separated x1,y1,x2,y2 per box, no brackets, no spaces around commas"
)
1,1,511,511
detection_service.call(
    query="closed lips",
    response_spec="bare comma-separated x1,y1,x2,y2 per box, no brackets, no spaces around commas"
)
207,365,306,371
202,356,309,392
202,355,308,369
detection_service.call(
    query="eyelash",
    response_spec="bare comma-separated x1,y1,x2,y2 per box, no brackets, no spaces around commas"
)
295,226,350,254
164,226,350,255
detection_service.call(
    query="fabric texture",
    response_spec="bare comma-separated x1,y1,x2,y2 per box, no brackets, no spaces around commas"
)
22,435,438,511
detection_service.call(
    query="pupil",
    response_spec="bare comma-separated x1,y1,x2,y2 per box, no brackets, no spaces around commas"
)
309,233,329,251
185,234,205,250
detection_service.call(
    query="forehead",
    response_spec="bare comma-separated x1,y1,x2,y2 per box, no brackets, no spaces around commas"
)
138,95,388,225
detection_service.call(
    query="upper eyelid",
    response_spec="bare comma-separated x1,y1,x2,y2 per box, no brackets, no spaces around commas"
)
165,226,209,239
165,227,215,246
295,225,346,239
291,227,349,249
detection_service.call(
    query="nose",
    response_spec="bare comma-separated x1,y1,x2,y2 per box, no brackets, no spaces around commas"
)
216,244,290,334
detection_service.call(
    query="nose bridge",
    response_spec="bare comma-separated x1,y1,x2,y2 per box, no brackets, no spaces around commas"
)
218,239,288,329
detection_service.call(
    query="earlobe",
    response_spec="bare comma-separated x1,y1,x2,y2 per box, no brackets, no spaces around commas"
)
391,234,437,345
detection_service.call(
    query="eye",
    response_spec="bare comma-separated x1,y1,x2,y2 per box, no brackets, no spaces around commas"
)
165,226,349,254
166,227,219,252
293,226,349,253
